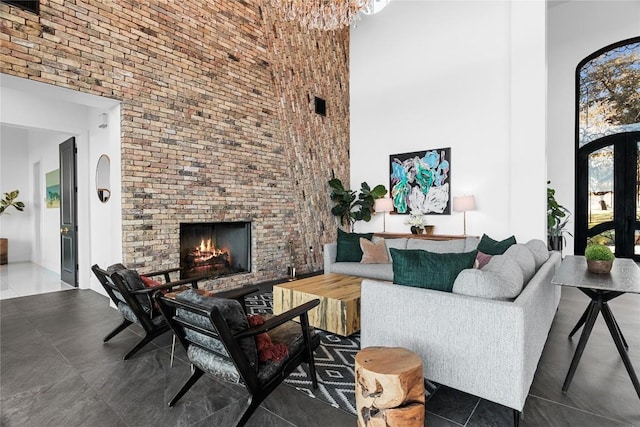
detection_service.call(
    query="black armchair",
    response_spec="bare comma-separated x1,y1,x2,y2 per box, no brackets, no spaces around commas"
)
155,289,320,426
91,264,207,360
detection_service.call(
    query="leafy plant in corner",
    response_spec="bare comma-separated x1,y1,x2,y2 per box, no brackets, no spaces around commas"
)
0,190,25,215
328,178,387,230
547,181,571,251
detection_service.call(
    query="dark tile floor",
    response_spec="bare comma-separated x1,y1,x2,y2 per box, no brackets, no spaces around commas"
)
1,283,639,426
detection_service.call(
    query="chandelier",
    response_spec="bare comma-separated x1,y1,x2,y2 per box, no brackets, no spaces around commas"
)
270,0,390,31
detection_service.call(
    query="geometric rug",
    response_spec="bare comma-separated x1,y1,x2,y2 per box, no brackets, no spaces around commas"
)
245,291,359,415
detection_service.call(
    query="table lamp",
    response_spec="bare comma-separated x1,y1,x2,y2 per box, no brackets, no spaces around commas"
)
453,195,476,236
374,198,394,232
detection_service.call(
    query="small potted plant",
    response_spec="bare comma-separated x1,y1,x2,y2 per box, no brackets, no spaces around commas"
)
404,212,431,235
584,244,615,274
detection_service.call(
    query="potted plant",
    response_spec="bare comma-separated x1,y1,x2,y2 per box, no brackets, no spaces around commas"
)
0,190,26,265
547,182,572,251
404,212,432,235
328,178,387,231
584,243,615,273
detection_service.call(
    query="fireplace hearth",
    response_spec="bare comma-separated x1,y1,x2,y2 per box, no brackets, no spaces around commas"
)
180,222,251,280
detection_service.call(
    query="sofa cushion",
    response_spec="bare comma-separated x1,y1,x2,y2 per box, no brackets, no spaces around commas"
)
525,239,550,269
360,238,390,264
452,255,525,300
406,238,466,253
503,244,536,283
381,238,408,261
464,236,480,252
390,248,478,292
330,262,394,281
477,234,516,255
336,229,373,262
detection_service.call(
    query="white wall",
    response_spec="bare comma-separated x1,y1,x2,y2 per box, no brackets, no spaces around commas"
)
0,74,122,294
547,0,640,256
0,126,32,262
351,0,547,242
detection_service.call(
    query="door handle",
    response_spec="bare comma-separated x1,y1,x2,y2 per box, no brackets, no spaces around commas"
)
61,227,69,234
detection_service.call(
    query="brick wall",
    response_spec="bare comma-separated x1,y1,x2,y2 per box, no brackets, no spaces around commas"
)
1,0,350,289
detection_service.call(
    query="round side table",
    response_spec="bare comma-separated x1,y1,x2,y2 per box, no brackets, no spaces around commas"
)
355,346,425,427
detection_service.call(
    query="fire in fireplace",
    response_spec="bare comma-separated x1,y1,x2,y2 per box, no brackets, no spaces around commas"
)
179,222,251,280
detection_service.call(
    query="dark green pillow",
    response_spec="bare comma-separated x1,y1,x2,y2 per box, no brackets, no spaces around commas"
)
390,248,478,292
336,229,373,262
477,234,516,255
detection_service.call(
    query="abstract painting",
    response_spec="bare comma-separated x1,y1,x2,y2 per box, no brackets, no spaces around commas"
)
389,148,451,215
46,169,60,209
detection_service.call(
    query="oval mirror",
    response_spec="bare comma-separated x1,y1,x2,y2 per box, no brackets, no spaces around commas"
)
96,154,111,203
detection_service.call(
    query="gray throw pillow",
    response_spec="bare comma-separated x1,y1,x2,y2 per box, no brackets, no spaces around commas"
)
525,239,549,270
503,244,536,283
453,255,524,300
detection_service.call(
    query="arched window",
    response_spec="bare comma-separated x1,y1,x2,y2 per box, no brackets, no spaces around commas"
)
575,37,640,259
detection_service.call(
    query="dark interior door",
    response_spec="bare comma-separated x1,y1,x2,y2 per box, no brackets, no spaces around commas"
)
60,137,78,286
576,131,640,260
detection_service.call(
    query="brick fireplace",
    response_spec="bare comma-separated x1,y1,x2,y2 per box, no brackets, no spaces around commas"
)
180,222,251,280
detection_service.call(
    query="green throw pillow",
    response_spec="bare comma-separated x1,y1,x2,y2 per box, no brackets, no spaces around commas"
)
390,248,478,292
477,234,516,255
336,229,373,262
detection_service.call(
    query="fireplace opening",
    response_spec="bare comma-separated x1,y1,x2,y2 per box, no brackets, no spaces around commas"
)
179,222,251,280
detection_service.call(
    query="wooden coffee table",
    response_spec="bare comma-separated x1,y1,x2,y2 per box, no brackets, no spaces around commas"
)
272,273,362,336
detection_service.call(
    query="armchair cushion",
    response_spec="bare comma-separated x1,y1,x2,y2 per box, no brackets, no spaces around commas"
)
391,248,478,292
256,318,316,384
114,269,153,314
176,289,258,371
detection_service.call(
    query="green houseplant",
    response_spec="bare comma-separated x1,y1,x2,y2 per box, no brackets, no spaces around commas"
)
0,190,25,215
328,178,387,231
584,243,615,274
1,190,26,265
547,182,571,251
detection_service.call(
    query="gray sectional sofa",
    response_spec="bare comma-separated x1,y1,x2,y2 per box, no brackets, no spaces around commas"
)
323,236,562,417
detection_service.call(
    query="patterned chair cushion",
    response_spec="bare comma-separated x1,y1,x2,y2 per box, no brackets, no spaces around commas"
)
176,289,258,371
117,302,164,326
188,345,241,383
114,269,153,314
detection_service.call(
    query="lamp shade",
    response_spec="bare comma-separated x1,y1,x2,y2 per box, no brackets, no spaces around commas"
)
453,195,476,212
374,198,394,213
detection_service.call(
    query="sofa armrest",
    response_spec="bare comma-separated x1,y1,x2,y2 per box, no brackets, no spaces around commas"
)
323,242,337,273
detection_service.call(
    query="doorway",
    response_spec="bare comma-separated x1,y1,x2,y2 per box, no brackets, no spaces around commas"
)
59,137,78,286
574,38,640,260
576,132,640,259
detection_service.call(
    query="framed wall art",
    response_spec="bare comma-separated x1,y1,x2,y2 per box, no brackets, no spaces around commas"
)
45,169,60,208
389,148,451,215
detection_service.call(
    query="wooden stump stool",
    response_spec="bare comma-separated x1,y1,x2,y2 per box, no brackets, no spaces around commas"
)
355,346,425,427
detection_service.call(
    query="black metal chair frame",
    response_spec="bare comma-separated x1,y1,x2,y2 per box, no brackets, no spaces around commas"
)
155,291,320,426
91,264,206,360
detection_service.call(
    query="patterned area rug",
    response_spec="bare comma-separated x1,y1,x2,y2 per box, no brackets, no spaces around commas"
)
245,292,359,415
